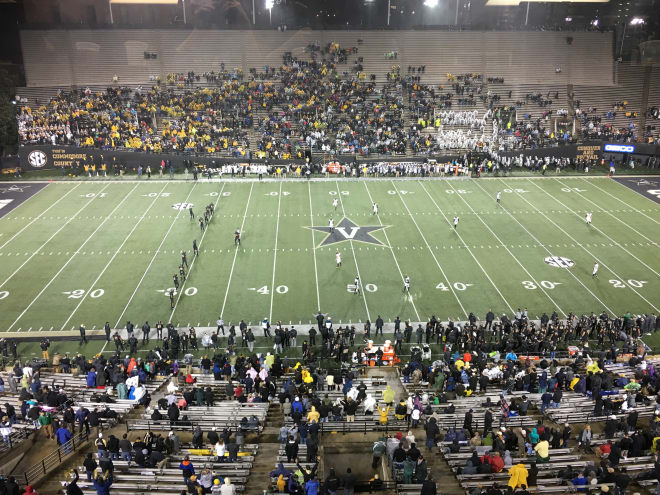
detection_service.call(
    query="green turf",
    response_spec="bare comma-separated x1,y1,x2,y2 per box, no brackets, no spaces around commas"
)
0,177,659,348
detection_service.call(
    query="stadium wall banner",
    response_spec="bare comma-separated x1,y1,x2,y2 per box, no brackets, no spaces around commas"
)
18,145,299,171
500,141,603,160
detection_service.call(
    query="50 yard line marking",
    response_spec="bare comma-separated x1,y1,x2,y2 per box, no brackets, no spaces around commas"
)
7,183,139,331
507,179,658,313
60,183,169,331
113,183,198,329
308,182,321,312
392,180,467,319
269,182,283,322
0,184,111,291
220,183,254,320
442,180,555,315
336,181,371,321
363,182,420,322
0,183,81,251
170,183,226,322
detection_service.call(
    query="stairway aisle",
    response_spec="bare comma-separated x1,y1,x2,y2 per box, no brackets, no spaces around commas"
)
243,402,284,495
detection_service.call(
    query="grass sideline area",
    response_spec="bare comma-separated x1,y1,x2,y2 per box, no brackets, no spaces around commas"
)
0,176,658,364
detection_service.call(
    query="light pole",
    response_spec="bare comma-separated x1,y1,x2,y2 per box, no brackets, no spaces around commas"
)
266,0,273,25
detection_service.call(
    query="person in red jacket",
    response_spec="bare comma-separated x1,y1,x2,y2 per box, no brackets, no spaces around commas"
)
490,452,505,473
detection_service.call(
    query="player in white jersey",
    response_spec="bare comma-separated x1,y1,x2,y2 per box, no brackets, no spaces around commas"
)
592,261,599,278
329,218,334,232
332,198,339,210
403,275,410,293
586,212,592,225
372,202,379,215
336,250,342,267
453,216,460,230
496,191,501,204
354,275,361,295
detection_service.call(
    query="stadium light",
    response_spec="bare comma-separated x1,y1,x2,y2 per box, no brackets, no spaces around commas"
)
591,19,599,26
424,0,439,7
265,0,273,9
630,17,645,25
565,17,572,22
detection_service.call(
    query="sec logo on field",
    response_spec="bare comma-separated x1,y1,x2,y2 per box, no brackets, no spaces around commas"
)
172,202,193,210
544,256,575,268
27,150,48,168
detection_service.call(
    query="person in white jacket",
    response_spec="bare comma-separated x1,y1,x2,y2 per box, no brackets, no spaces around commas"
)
363,395,376,414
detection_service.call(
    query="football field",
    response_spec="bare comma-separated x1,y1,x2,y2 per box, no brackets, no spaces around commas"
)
0,176,659,340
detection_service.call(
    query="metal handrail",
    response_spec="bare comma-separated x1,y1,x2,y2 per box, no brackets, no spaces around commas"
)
19,430,91,486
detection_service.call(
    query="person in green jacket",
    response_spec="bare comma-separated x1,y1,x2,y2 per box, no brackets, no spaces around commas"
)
434,372,445,392
414,457,428,483
38,410,53,439
403,459,415,484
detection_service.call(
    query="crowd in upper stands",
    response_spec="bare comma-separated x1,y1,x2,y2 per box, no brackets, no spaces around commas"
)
19,39,659,159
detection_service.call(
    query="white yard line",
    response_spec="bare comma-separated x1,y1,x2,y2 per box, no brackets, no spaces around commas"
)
335,181,371,321
60,183,169,331
530,179,660,279
113,183,198,329
582,178,660,227
514,179,659,313
268,182,283,323
169,183,226,322
0,183,81,250
0,184,111,290
7,183,138,331
420,182,520,314
392,180,468,319
307,182,321,312
476,180,607,316
363,182,421,322
220,183,254,320
559,178,660,245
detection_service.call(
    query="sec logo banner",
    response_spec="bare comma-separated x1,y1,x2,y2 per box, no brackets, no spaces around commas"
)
27,150,48,168
544,256,575,268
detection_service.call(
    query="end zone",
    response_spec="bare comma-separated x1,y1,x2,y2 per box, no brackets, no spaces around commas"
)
0,183,49,218
612,176,660,205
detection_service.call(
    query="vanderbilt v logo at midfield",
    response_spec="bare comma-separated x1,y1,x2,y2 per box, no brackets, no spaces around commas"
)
307,217,389,247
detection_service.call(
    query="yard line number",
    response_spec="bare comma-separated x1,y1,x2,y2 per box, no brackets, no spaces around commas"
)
522,281,561,290
250,285,289,295
329,190,349,195
609,279,647,288
561,187,587,193
0,291,9,300
266,191,291,196
436,282,473,291
63,289,105,299
158,287,198,296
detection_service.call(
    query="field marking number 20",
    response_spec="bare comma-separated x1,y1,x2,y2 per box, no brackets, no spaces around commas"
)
609,279,647,288
63,289,105,299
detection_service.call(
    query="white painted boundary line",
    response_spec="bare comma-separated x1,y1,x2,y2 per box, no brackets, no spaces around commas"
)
268,182,283,323
363,182,421,322
519,179,659,313
335,180,371,321
475,180,606,316
529,179,660,279
0,183,111,290
307,182,321,312
554,177,659,247
220,183,254,319
169,183,226,322
425,181,520,315
582,178,660,227
61,183,169,331
8,183,139,331
113,183,198,329
0,183,81,250
392,180,468,319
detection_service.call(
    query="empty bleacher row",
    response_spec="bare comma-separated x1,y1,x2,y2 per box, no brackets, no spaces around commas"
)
20,29,614,88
